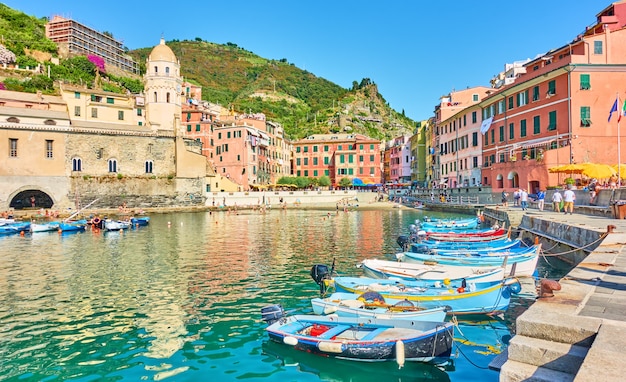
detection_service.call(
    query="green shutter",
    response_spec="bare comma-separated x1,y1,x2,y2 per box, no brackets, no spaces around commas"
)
580,106,591,126
533,116,540,134
548,111,557,131
533,86,539,101
520,120,527,137
580,74,590,90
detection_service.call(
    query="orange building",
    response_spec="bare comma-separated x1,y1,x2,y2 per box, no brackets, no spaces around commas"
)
480,1,626,192
292,133,382,187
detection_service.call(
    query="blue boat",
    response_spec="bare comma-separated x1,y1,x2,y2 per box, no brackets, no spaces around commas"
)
310,291,449,321
130,216,150,226
0,222,30,235
311,263,521,315
59,219,87,232
261,304,454,366
419,218,480,231
409,238,521,254
395,245,541,277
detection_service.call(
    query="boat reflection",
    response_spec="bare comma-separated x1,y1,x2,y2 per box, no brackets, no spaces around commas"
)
452,317,512,370
262,340,452,382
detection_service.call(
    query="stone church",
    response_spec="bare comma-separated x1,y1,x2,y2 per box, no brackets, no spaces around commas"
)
0,38,212,212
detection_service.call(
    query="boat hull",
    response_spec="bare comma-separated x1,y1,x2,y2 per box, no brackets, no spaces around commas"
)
360,259,506,283
266,314,453,364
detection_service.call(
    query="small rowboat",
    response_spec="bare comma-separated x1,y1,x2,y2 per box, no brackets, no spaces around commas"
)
310,291,449,321
30,222,60,233
104,219,131,231
261,304,454,367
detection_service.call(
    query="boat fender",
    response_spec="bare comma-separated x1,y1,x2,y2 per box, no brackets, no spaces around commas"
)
396,340,405,369
457,287,465,293
508,280,522,294
284,336,298,346
318,341,343,353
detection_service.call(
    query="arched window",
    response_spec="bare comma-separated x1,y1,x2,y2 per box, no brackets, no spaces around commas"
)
154,66,158,74
44,119,56,125
166,92,170,103
72,157,82,172
153,91,158,102
7,116,19,123
165,67,170,75
108,159,117,173
145,160,153,174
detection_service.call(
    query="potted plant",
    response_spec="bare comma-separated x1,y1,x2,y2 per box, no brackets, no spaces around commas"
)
564,177,576,186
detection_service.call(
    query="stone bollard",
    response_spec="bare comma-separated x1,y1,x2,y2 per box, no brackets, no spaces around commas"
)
538,278,562,298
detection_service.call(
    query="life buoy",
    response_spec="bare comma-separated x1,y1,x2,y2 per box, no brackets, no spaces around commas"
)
92,217,101,227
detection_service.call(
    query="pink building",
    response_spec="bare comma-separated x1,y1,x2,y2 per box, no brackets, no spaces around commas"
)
386,135,411,185
480,1,626,192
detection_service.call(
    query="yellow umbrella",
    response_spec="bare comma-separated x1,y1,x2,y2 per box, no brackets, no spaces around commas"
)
548,164,586,174
580,163,617,179
613,164,626,178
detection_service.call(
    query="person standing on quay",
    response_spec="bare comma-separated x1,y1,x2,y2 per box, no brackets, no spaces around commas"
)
552,190,563,212
520,189,529,211
563,186,576,215
536,189,546,211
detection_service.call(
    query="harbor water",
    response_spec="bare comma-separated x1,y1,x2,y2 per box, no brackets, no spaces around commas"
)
0,209,559,381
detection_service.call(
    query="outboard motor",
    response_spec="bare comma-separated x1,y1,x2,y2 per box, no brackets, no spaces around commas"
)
413,244,430,254
408,224,417,234
310,263,333,295
397,235,410,250
261,304,285,325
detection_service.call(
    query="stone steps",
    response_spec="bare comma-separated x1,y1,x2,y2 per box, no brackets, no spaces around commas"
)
500,359,575,382
506,335,588,375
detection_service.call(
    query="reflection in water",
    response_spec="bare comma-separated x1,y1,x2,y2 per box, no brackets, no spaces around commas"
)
0,209,530,381
262,340,451,382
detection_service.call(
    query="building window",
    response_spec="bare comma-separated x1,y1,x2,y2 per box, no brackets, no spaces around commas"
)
580,74,590,90
324,145,329,152
533,115,541,134
296,158,301,166
324,157,329,165
580,106,591,127
118,111,124,120
472,132,478,146
145,160,153,174
45,140,53,158
508,96,514,110
472,94,479,102
106,97,114,104
138,121,142,126
166,92,170,103
498,100,505,114
72,157,82,171
195,124,200,131
594,40,603,54
74,106,81,116
187,125,191,132
91,108,98,118
304,146,308,153
517,90,528,107
296,147,301,153
490,129,494,144
154,66,158,73
153,92,157,102
137,108,142,116
548,111,557,131
499,125,504,142
472,111,477,123
547,80,556,96
520,119,527,137
165,67,170,75
314,145,318,152
313,157,318,165
9,138,17,157
532,86,540,101
509,123,514,140
108,159,117,173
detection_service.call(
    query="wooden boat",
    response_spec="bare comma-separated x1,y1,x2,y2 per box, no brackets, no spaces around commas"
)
0,222,30,235
310,291,449,321
59,219,87,232
408,238,521,254
419,219,479,231
30,222,60,233
425,228,508,241
104,219,131,231
130,216,150,226
310,263,521,315
261,304,454,366
318,276,521,315
359,258,507,283
395,245,541,277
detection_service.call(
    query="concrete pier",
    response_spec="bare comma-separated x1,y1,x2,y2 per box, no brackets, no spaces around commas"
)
488,207,626,382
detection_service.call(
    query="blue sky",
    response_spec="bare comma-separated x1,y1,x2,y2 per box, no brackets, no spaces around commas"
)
3,0,606,120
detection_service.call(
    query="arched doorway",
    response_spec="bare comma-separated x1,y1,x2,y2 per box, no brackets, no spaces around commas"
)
507,172,519,189
10,190,54,210
496,174,504,189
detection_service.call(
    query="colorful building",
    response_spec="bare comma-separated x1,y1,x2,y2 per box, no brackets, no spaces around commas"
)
480,0,626,192
292,133,382,187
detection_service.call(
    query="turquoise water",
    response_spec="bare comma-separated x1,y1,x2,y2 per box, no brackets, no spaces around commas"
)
0,209,534,381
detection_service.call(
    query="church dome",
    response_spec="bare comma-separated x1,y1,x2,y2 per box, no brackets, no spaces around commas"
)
149,38,177,62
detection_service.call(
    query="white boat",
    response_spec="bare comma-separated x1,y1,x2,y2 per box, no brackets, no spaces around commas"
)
311,292,449,321
359,258,507,283
30,222,60,233
104,219,131,231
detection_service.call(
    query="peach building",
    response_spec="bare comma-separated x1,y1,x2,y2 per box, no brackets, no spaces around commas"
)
292,133,382,187
480,0,626,192
386,135,411,185
432,87,492,188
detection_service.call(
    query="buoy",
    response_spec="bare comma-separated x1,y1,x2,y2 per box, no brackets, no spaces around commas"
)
20,231,24,236
396,340,405,369
283,336,298,346
443,278,451,286
457,287,465,293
